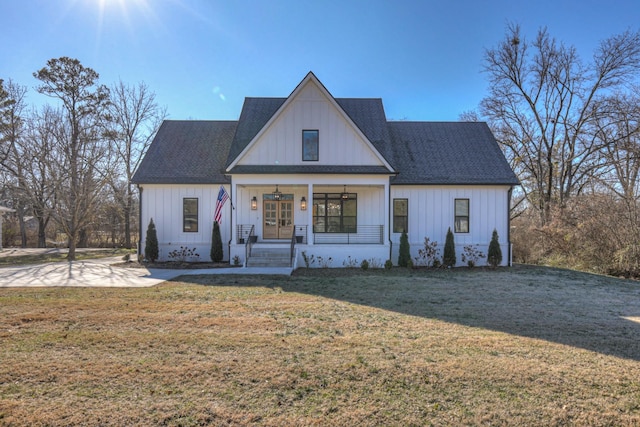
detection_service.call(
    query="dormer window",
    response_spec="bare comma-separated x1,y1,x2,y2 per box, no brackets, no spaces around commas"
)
302,130,319,161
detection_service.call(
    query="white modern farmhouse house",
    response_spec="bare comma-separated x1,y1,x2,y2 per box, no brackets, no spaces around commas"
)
132,72,519,267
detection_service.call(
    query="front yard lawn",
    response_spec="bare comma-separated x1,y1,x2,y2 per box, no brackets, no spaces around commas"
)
1,266,639,426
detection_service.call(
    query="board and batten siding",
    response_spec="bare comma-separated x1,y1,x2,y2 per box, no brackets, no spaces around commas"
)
139,184,231,262
238,81,384,166
390,185,511,266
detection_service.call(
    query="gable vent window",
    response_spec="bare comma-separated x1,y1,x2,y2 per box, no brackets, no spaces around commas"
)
302,130,319,161
454,199,469,233
183,198,199,232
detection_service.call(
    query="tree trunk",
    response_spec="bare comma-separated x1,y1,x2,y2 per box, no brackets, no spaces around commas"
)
124,191,132,249
17,206,27,248
37,218,47,248
67,234,76,261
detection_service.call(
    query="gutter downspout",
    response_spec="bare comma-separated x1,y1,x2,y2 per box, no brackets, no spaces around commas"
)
138,185,143,258
507,186,513,267
388,179,393,262
227,180,233,262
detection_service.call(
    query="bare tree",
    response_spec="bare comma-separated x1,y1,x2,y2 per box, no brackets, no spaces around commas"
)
0,79,18,166
594,90,640,202
481,24,640,225
107,80,165,248
16,106,64,247
33,57,110,260
1,80,29,246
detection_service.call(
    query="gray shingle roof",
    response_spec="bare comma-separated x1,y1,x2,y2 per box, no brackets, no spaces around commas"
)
133,95,518,186
132,120,237,184
385,122,519,185
224,98,286,168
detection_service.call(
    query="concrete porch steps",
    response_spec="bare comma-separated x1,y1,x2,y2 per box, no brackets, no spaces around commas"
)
246,246,292,268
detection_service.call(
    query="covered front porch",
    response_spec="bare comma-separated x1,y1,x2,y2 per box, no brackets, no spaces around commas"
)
228,175,392,267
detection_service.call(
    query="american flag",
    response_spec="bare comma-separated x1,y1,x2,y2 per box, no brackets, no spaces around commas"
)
214,186,229,224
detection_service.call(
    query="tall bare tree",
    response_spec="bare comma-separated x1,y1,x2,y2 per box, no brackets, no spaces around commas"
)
34,57,110,260
0,79,17,166
107,80,165,248
481,24,640,225
1,80,28,245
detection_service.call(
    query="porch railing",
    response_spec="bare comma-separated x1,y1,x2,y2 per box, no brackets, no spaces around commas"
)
313,225,384,244
245,225,255,264
236,224,255,244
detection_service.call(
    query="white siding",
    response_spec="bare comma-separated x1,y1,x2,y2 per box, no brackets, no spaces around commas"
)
390,185,511,266
238,81,384,166
139,184,232,262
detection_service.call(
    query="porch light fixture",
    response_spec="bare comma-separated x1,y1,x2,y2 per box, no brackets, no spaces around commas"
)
251,196,257,210
300,196,307,210
341,185,349,200
272,185,282,201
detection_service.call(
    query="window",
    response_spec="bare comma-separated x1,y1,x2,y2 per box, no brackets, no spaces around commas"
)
454,199,469,233
313,193,357,233
393,199,408,233
183,198,198,232
302,130,319,161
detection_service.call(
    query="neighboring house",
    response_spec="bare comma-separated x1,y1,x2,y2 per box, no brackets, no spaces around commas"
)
0,206,15,250
132,72,519,267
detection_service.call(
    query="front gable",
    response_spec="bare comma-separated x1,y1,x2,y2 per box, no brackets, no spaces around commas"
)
226,72,394,172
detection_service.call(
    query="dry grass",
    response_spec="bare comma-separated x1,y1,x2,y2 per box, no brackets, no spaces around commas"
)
1,265,639,426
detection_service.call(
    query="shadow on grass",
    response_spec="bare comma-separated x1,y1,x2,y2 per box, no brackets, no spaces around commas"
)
176,264,640,362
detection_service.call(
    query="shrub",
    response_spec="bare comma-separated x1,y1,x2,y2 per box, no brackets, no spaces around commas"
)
407,258,413,269
317,256,333,268
360,259,369,270
488,229,503,268
443,227,456,267
461,245,485,268
233,255,241,266
415,237,440,267
168,246,200,262
368,258,383,269
384,259,393,270
301,251,315,268
398,230,410,267
343,256,359,268
144,218,159,263
210,221,223,262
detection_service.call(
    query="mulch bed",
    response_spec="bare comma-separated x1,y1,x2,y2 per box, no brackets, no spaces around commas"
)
113,261,240,269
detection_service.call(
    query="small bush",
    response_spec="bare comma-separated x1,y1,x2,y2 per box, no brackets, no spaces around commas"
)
461,245,485,268
301,251,315,268
144,218,159,263
210,221,223,262
415,237,440,267
360,259,369,270
233,255,241,266
398,230,410,267
368,258,383,269
443,227,456,267
168,246,200,262
317,256,333,268
384,259,393,270
488,229,503,268
343,256,359,268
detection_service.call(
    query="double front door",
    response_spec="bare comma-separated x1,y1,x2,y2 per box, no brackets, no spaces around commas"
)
263,200,293,239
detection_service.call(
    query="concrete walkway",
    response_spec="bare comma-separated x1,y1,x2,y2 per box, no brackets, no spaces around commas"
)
0,253,293,288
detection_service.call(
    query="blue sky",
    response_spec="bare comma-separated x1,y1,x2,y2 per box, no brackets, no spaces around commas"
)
2,0,639,121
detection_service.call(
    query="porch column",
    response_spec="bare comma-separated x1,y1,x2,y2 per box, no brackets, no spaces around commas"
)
383,181,390,245
307,183,313,245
